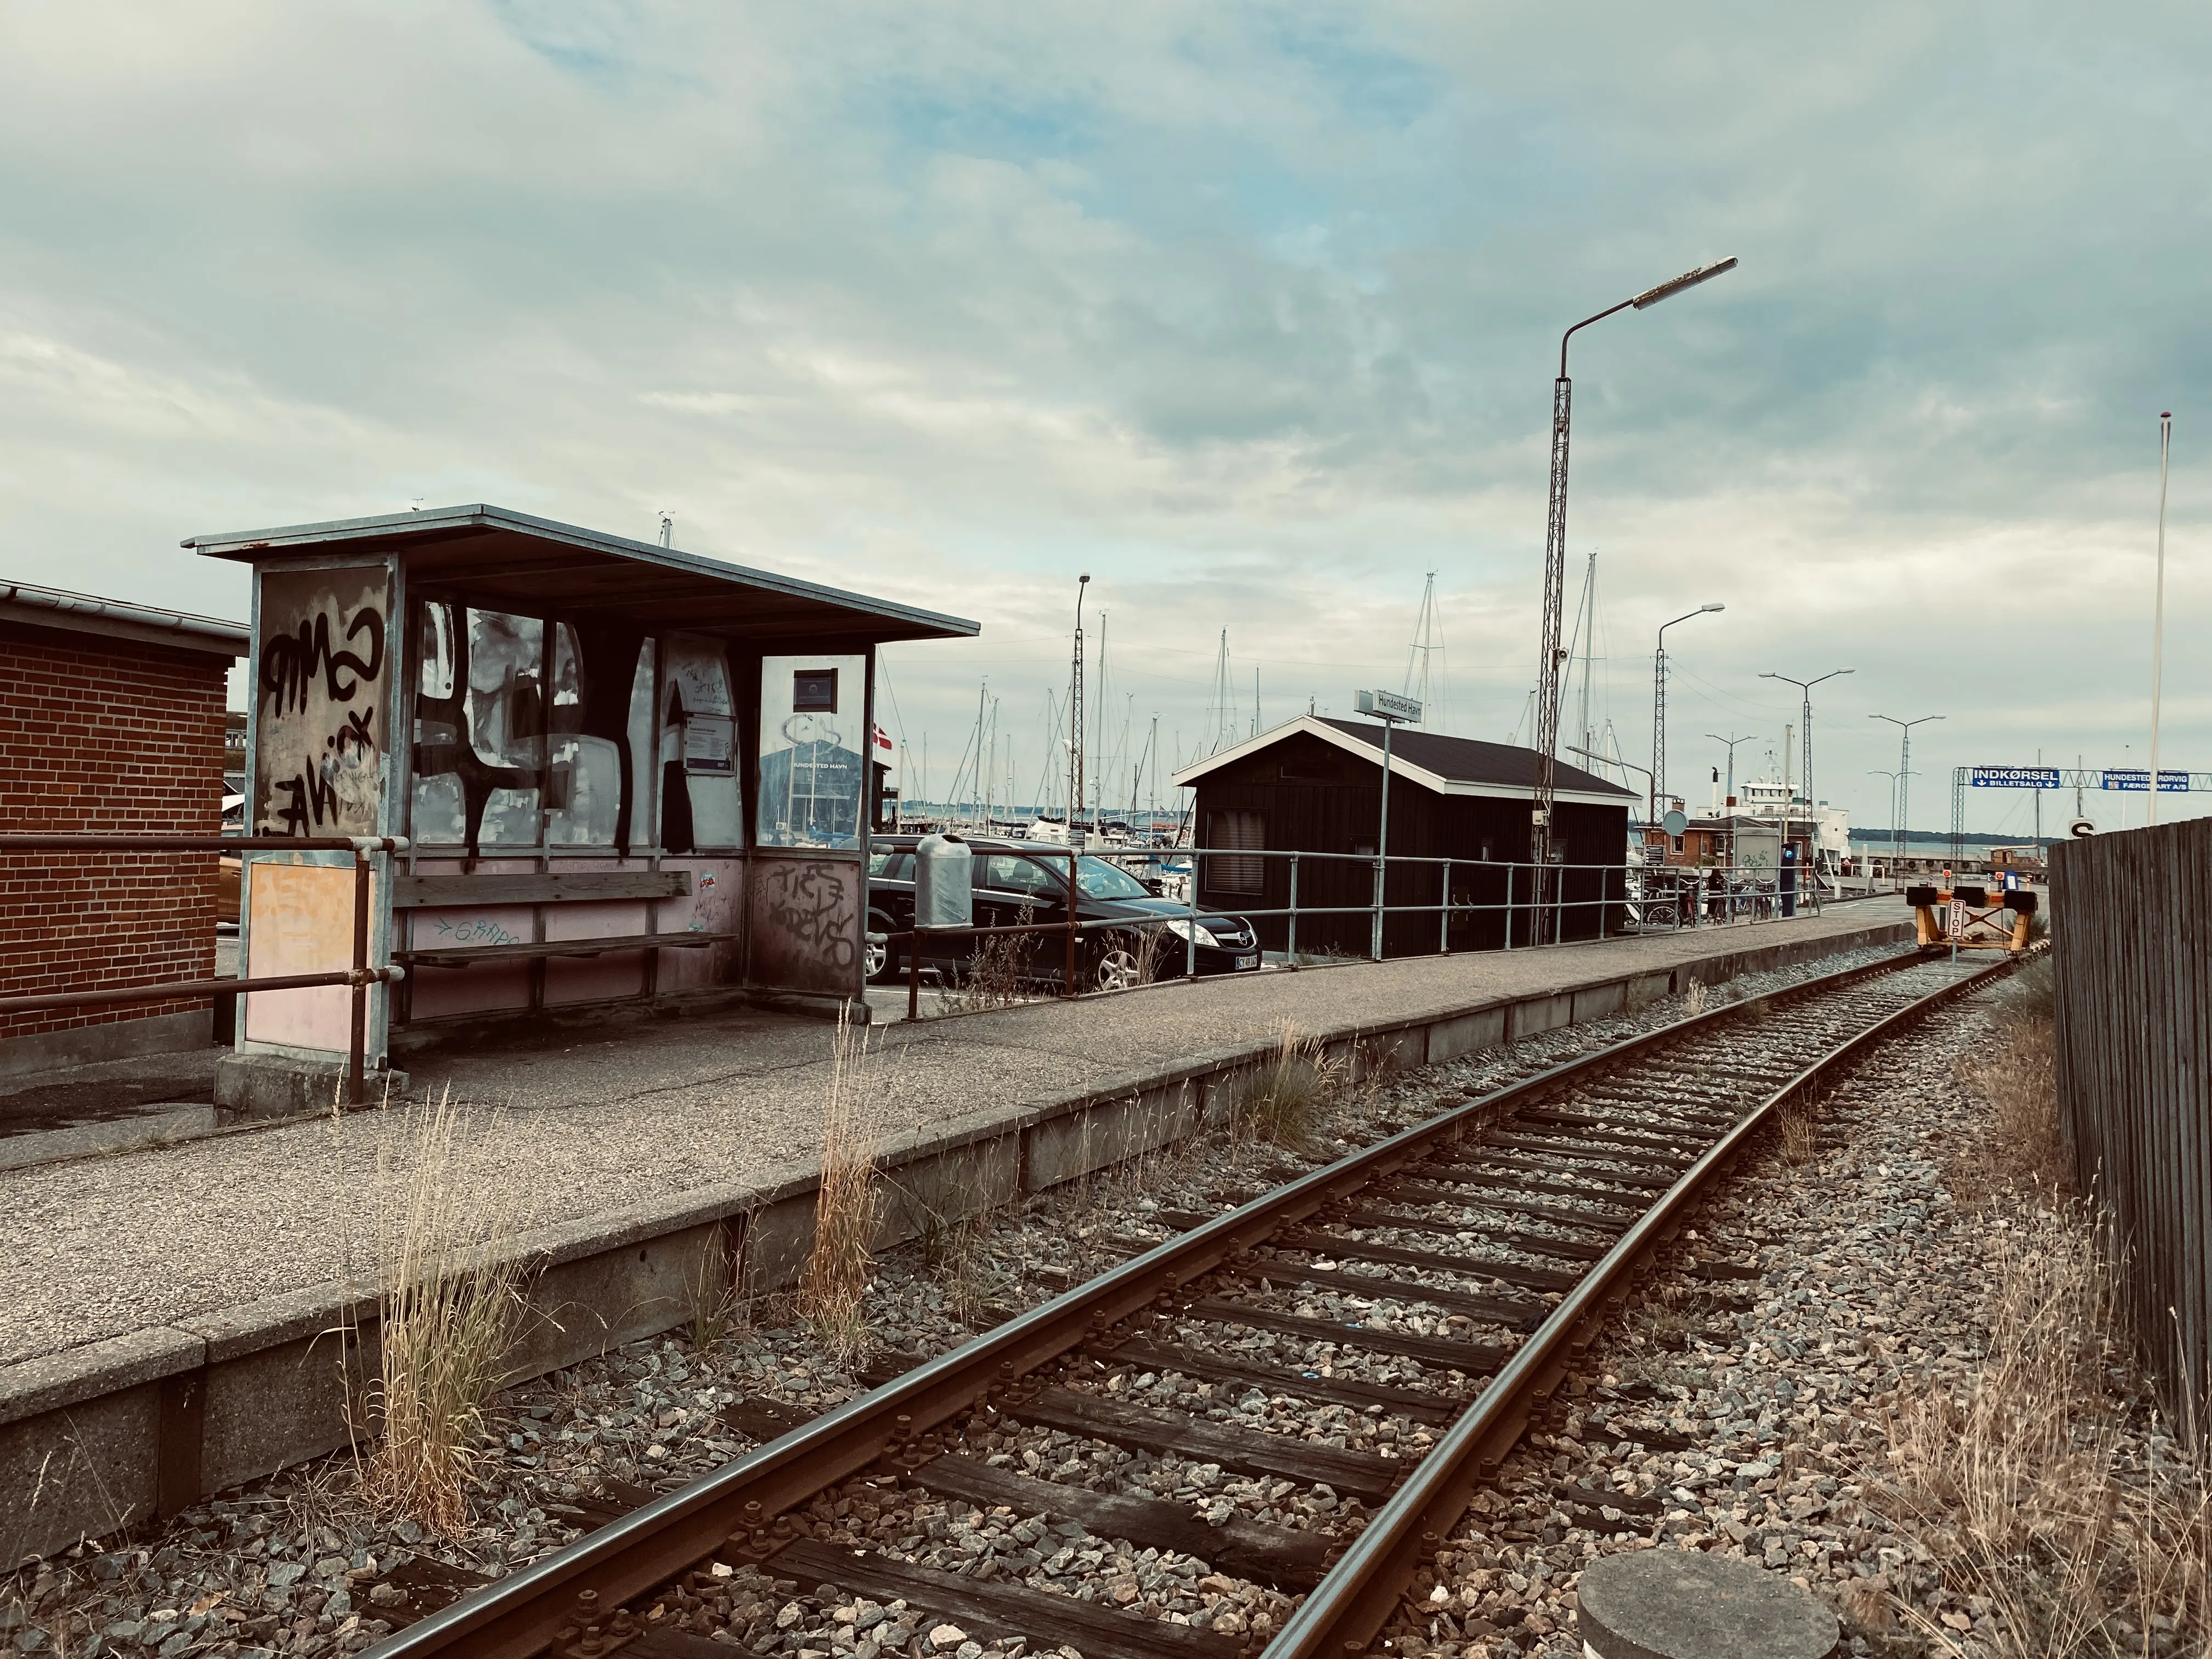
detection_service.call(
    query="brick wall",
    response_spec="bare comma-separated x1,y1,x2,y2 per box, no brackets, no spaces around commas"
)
0,621,230,1042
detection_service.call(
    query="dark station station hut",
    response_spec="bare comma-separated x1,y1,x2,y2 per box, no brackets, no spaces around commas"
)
191,505,974,1107
1175,716,1636,956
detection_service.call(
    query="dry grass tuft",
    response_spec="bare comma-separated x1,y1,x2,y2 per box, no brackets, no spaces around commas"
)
1874,1205,2212,1657
1232,1023,1346,1149
1777,1102,1821,1165
940,901,1038,1013
1683,979,1708,1018
798,1009,881,1367
685,1225,749,1352
1948,958,2069,1206
357,1091,533,1537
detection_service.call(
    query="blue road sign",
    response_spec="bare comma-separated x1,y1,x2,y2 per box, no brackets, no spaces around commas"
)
1969,766,2060,789
2101,769,2189,792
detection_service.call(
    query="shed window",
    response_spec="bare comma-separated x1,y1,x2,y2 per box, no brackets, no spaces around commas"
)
1206,810,1265,894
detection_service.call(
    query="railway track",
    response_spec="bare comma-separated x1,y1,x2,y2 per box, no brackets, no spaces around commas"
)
366,945,2029,1659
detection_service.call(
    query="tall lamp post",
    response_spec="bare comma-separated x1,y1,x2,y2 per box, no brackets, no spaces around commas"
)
1760,667,1853,912
1868,713,1942,872
1707,731,1753,810
1532,256,1739,868
2149,411,2172,826
1652,604,1724,825
1866,769,1907,888
1069,574,1090,844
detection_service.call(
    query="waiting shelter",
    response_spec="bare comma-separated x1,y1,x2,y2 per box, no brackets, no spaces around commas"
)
188,505,974,1108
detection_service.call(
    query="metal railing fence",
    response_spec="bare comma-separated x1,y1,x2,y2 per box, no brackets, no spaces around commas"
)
868,838,1855,1019
0,833,409,1104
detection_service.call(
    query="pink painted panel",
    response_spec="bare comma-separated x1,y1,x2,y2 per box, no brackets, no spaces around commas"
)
653,859,745,992
544,899,649,1006
242,861,367,1052
745,853,862,996
401,858,540,1022
408,957,534,1019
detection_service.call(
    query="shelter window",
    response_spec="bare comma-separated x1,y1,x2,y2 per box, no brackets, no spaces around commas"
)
758,654,867,850
467,608,544,846
411,605,660,853
659,636,743,853
1206,810,1265,894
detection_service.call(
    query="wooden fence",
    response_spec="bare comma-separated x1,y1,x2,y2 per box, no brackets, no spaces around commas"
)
2051,819,2212,1439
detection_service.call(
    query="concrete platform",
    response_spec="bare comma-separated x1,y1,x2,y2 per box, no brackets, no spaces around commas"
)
0,899,1912,1561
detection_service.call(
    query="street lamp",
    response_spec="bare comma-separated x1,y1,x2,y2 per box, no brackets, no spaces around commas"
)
1761,667,1853,910
1866,769,1907,888
1867,713,1942,870
1707,731,1753,810
1652,603,1724,825
1069,574,1090,843
2149,411,2172,826
1531,256,1740,864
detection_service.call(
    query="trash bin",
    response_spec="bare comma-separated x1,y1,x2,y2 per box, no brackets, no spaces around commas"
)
914,833,974,931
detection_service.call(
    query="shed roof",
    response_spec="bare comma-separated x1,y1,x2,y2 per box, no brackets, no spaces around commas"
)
1,578,249,659
184,504,978,648
1172,715,1636,806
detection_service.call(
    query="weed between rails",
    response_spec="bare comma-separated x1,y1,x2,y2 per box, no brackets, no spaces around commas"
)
355,1092,533,1538
797,1010,883,1368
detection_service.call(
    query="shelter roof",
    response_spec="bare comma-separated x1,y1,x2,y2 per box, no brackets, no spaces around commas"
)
1,578,248,658
184,504,978,648
1172,715,1636,806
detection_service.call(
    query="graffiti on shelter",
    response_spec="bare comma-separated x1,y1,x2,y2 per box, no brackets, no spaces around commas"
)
760,860,856,972
255,566,391,837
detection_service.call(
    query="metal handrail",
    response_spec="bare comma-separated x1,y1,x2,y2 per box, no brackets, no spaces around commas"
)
0,832,409,1103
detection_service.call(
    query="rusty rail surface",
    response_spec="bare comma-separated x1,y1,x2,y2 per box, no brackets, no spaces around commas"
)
0,832,408,1103
363,942,2024,1659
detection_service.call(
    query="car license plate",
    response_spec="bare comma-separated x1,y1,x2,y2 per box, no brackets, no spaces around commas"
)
1235,953,1258,970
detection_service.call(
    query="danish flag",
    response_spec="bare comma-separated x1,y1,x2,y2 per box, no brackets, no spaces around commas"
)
872,723,894,753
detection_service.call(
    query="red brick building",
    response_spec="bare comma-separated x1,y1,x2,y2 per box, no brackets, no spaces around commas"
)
0,581,248,1076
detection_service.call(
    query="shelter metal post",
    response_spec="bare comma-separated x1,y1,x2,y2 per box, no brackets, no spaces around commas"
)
1064,850,1079,996
1186,852,1198,978
349,849,370,1107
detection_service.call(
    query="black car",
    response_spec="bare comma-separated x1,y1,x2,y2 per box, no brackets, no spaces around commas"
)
864,835,1261,990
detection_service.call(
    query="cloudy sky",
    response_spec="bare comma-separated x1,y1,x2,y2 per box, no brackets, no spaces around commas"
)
4,2,2207,837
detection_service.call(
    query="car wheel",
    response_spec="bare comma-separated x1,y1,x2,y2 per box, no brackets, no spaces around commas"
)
864,923,900,985
1091,939,1146,993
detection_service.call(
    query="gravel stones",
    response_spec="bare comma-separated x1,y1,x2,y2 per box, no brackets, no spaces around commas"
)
1,944,1907,1659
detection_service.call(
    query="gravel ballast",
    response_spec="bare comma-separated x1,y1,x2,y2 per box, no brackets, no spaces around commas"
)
3,938,1977,1659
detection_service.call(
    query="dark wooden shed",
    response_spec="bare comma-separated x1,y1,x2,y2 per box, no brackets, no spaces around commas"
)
1172,717,1635,956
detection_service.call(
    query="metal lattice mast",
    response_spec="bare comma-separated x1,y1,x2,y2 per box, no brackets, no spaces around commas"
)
1533,373,1573,861
1069,574,1088,836
1532,256,1737,866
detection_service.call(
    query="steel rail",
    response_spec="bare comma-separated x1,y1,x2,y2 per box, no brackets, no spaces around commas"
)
1263,945,2036,1658
364,944,1954,1659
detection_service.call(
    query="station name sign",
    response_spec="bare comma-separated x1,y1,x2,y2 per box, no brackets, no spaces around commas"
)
2101,769,2189,792
1356,688,1423,723
1968,766,2059,789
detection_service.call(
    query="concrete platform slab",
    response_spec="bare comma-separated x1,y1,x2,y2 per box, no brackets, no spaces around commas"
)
0,900,1912,1557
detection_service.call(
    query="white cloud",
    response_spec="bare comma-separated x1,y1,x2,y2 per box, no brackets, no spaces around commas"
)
0,1,2206,828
